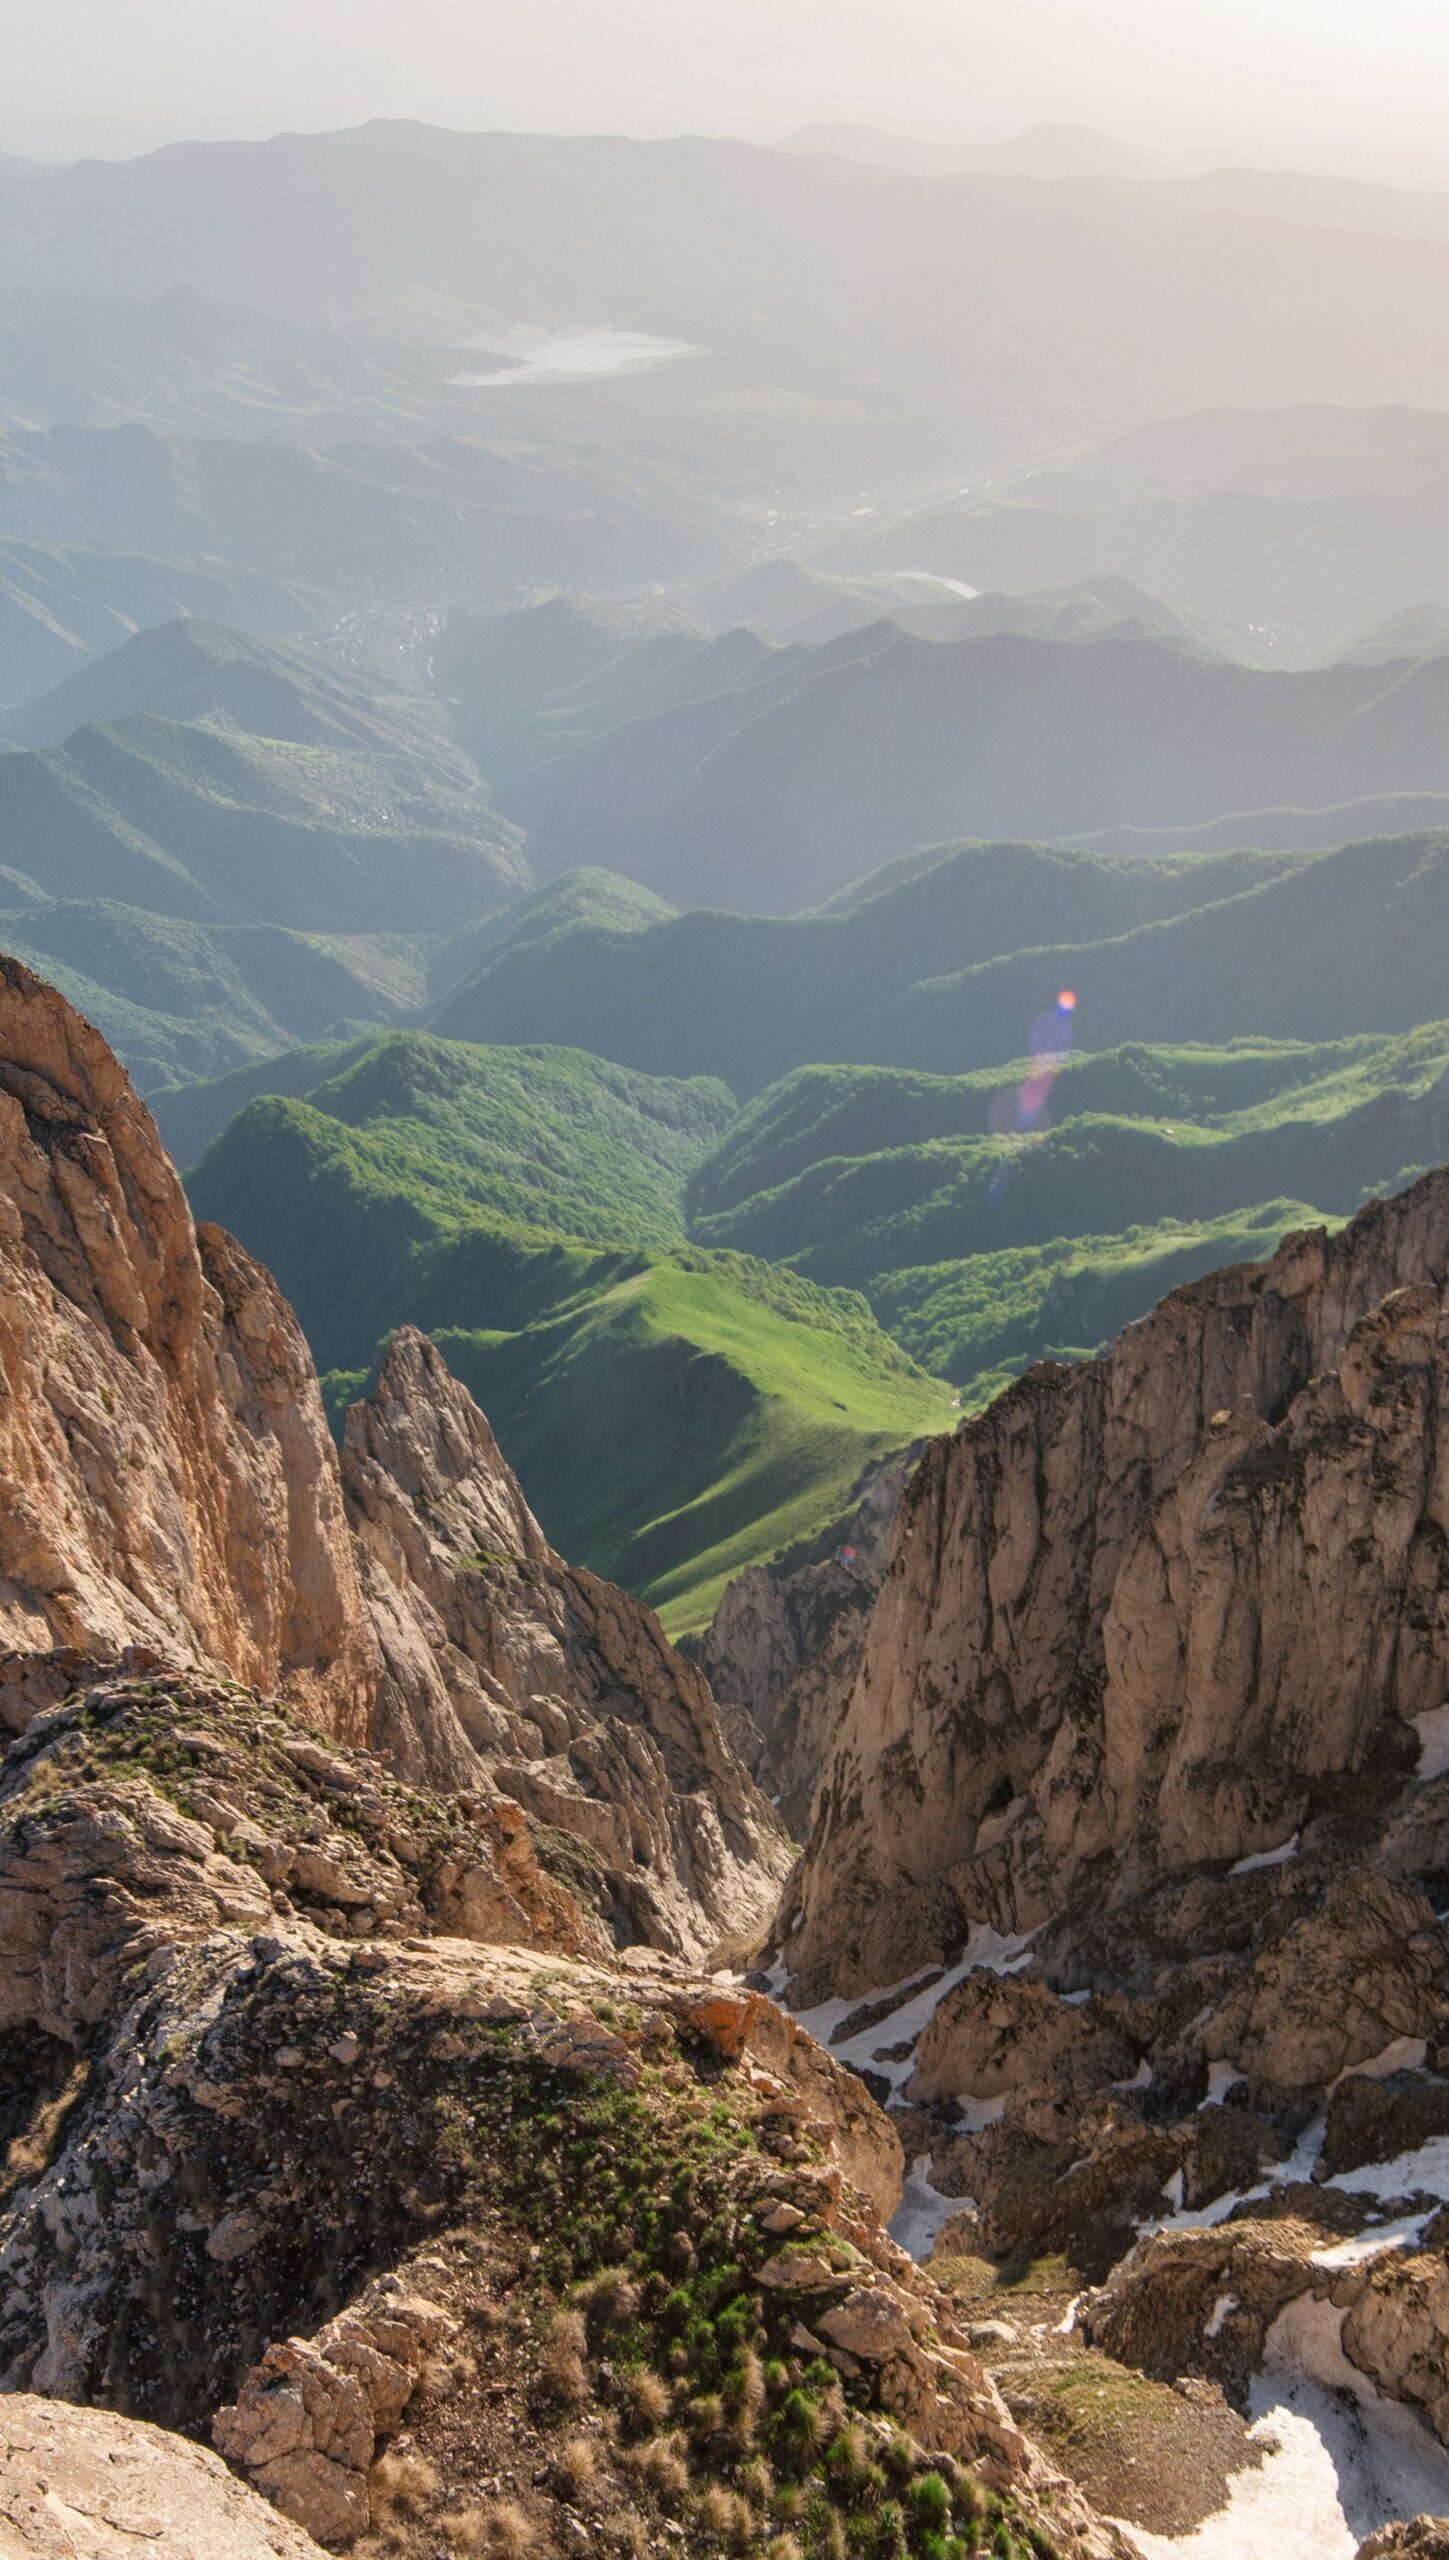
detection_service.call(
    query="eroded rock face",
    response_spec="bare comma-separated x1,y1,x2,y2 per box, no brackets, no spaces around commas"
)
0,971,785,1964
1357,2520,1449,2558
785,1175,1449,1999
0,1673,1119,2560
697,1464,905,1836
0,957,376,1741
0,2394,327,2557
343,1330,791,1961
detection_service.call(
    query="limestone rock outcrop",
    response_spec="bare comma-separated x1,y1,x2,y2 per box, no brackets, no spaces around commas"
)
0,956,375,1741
0,2394,327,2557
1357,2522,1449,2559
784,1173,1449,1999
696,1462,904,1835
343,1329,791,1960
0,966,786,1962
0,1672,1120,2560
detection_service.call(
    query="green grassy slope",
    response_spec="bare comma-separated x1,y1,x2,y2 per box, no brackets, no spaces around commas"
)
428,842,1310,1093
0,623,533,1087
0,900,429,1091
185,1034,950,1629
683,1026,1449,1385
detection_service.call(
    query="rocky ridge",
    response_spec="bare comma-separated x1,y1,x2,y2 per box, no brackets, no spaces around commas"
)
785,1172,1449,1992
771,1171,1449,2544
0,1668,1120,2560
695,1463,904,1836
1,2393,328,2558
0,960,785,1962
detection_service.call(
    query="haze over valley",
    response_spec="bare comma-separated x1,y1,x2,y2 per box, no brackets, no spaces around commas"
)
7,17,1449,2560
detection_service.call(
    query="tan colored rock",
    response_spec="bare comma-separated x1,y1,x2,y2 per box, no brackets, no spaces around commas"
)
214,2279,455,2547
786,1175,1449,1998
0,2393,326,2556
342,1329,791,1961
0,974,787,1967
0,958,377,1741
818,2286,917,2360
697,1461,906,1835
1357,2522,1449,2559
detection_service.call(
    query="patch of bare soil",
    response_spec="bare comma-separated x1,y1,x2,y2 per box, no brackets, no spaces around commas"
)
927,2249,1263,2538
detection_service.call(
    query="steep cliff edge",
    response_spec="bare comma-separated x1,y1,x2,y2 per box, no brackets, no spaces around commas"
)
775,1171,1449,2546
0,956,375,1741
344,1328,791,1958
0,963,786,1961
784,1172,1449,1997
695,1462,904,1836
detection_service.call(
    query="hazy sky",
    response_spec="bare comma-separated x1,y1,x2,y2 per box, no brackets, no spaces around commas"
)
7,0,1449,186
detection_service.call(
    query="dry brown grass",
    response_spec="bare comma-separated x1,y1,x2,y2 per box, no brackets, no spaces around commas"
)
740,2456,774,2512
554,2434,602,2503
443,2498,541,2560
536,2307,590,2410
576,2266,640,2332
369,2451,441,2519
621,2431,691,2507
695,2484,753,2549
617,2366,672,2434
722,2347,766,2452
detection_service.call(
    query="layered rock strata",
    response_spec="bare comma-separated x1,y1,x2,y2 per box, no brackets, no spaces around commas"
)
697,1462,904,1835
784,1172,1449,1996
346,1329,790,1957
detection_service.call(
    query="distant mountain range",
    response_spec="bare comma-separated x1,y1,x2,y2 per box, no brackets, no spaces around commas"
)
780,122,1175,183
0,618,527,1084
471,614,1449,907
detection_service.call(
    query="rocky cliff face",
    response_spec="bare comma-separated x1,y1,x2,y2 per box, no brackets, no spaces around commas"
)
0,965,786,1962
697,1464,904,1836
0,957,375,1742
0,1670,1119,2560
784,1172,1449,1999
772,1170,1449,2548
344,1328,791,1960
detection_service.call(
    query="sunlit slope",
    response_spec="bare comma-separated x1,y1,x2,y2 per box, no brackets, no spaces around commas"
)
185,1032,950,1632
685,1025,1449,1385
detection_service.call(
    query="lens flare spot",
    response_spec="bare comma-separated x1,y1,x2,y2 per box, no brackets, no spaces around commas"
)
1057,989,1077,1015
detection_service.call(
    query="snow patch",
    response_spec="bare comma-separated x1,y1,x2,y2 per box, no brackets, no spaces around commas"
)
1201,2061,1246,2107
1327,2132,1449,2205
1413,1700,1449,1781
790,1923,1038,2095
1115,2059,1155,2092
954,2092,1008,2134
889,2155,971,2260
1125,2288,1449,2555
1204,2292,1237,2340
1229,1832,1299,1876
1311,2215,1433,2270
1330,2035,1428,2090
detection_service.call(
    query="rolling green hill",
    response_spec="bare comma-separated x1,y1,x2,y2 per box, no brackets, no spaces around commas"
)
430,831,1449,1092
492,622,1449,910
0,619,532,1087
0,903,428,1093
684,1025,1449,1386
184,1031,950,1629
